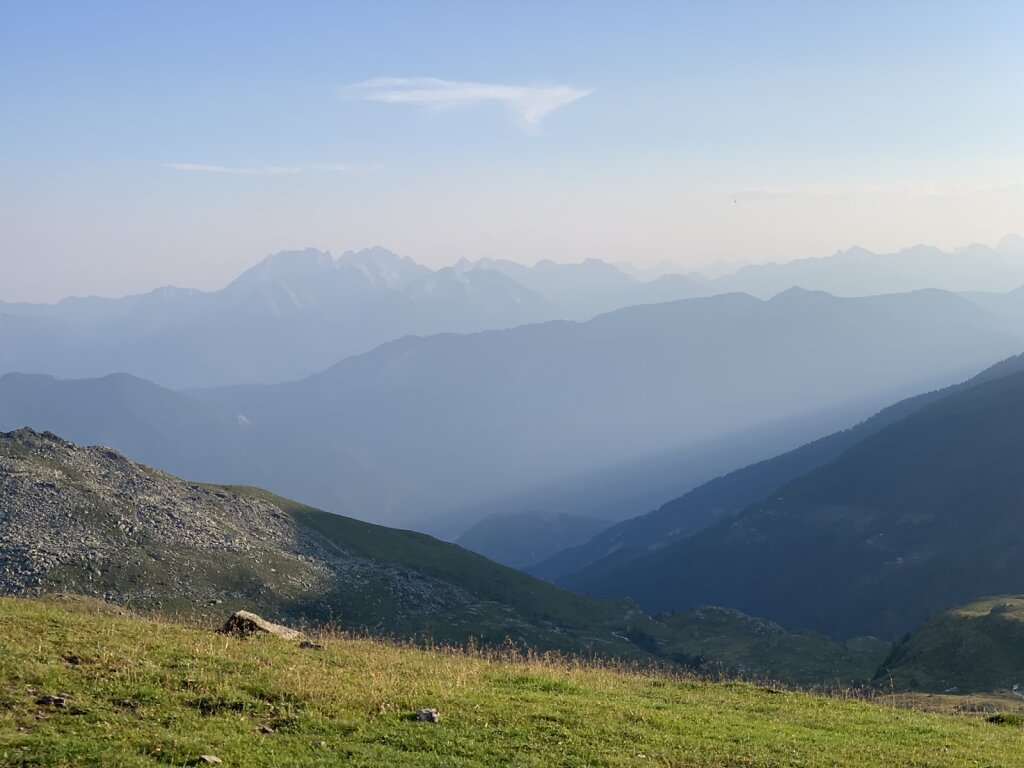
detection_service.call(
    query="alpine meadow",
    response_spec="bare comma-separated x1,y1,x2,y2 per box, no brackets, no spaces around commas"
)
3,3,1024,767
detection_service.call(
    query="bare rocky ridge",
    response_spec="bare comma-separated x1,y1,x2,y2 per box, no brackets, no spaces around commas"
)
0,428,470,624
0,428,669,661
0,428,897,679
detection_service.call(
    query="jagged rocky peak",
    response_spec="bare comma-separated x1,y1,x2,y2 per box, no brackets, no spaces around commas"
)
827,245,876,262
2,426,75,453
338,246,430,287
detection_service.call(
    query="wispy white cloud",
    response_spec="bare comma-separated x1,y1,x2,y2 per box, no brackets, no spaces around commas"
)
163,163,355,175
347,77,592,132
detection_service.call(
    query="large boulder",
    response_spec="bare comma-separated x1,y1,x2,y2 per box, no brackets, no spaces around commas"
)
220,610,303,640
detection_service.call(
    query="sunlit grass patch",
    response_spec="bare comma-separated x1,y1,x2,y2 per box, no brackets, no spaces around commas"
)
1,596,1022,767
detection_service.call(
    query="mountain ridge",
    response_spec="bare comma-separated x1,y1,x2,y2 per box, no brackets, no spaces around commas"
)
538,352,1024,583
5,287,1022,529
0,427,653,657
566,362,1024,640
6,237,1024,389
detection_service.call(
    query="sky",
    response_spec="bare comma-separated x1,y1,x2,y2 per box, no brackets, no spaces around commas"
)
2,0,1023,302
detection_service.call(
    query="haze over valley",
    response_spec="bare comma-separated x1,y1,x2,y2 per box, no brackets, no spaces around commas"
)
6,241,1024,533
4,4,1024,764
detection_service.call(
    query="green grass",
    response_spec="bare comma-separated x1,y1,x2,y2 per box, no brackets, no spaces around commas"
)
656,607,889,687
226,486,661,658
237,486,635,628
879,594,1024,694
2,597,1023,767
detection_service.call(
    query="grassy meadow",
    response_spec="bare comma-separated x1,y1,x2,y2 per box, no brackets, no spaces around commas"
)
1,597,1022,767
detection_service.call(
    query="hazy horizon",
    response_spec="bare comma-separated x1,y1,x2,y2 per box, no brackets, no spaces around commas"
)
3,2,1022,303
4,234,1024,305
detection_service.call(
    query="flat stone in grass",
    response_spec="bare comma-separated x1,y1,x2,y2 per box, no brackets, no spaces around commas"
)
219,610,303,640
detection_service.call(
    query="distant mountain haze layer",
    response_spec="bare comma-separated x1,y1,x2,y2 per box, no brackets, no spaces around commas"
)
179,288,1024,524
420,395,896,542
0,427,890,684
455,511,612,569
1,248,704,389
0,372,265,483
541,353,1024,584
0,248,556,389
567,361,1024,641
3,288,1022,530
708,236,1024,299
3,238,1024,389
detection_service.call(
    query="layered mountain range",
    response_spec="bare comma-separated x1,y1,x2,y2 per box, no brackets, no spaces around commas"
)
534,353,1024,583
0,427,649,655
4,286,1020,530
552,355,1024,640
0,248,554,389
0,427,890,683
8,239,1024,696
4,237,1023,389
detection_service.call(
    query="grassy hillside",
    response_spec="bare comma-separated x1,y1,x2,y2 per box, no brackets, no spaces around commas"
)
657,607,889,687
237,486,651,650
879,595,1024,694
2,598,1023,768
549,352,1024,587
539,383,952,584
455,510,610,568
0,429,659,662
574,367,1024,640
0,429,888,685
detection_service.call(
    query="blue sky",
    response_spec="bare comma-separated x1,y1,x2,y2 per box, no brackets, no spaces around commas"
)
2,1,1022,301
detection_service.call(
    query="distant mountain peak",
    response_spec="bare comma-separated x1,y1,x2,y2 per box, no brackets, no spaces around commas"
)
340,246,415,268
233,249,337,286
768,285,833,302
997,234,1024,256
261,247,335,270
338,246,430,287
831,246,876,260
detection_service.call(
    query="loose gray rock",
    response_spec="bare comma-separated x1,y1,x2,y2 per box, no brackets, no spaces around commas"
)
198,756,223,765
220,610,303,641
415,708,441,722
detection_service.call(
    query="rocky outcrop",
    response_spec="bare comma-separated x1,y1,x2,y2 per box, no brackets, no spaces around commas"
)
0,428,660,663
0,428,472,625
